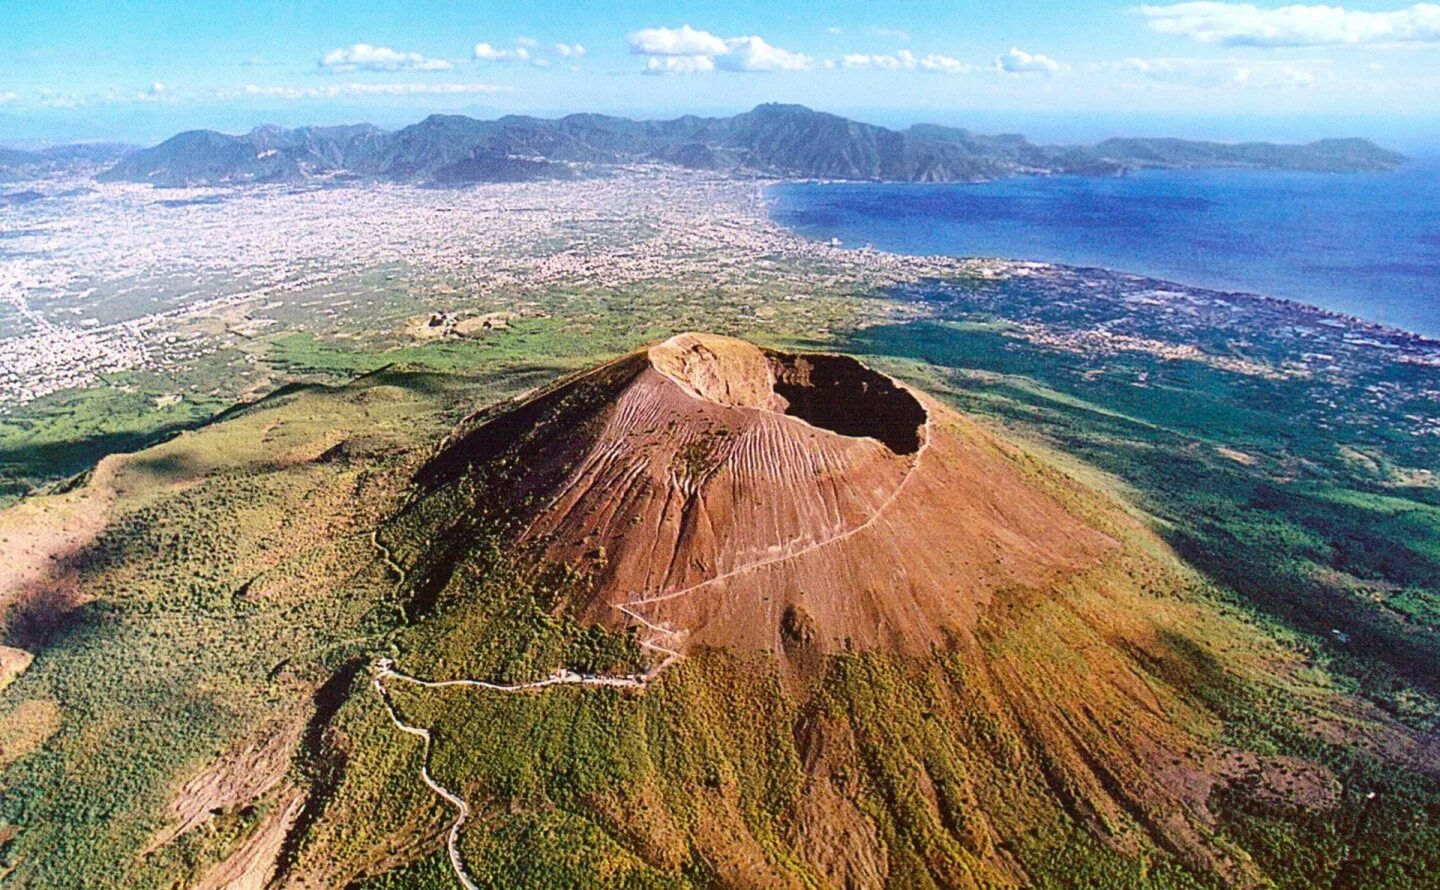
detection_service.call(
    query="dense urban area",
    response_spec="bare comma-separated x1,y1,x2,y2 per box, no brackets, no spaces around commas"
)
3,167,1437,441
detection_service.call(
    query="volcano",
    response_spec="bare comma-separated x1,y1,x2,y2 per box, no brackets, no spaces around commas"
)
417,332,1116,657
374,333,1432,888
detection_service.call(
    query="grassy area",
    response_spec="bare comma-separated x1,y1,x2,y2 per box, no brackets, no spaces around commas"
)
0,381,226,507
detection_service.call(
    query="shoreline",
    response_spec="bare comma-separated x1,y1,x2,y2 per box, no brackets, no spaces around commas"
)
980,258,1440,351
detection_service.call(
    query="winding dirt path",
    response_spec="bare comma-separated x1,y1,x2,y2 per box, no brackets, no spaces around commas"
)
370,648,680,890
370,412,931,889
370,672,480,890
619,416,932,615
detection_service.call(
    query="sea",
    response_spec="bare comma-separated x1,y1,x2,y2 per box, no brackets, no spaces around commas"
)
769,158,1440,338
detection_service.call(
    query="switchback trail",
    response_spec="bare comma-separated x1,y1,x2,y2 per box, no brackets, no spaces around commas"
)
621,415,932,615
369,410,931,889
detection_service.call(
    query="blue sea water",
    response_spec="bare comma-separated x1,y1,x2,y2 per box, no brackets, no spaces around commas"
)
769,159,1440,338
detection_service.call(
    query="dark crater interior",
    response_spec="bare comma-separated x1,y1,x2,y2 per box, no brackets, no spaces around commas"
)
768,353,927,455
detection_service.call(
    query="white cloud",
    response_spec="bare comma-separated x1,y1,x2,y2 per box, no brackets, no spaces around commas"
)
843,50,916,70
35,90,82,108
1277,65,1318,85
320,43,453,72
843,50,971,73
919,53,971,73
473,41,530,62
717,36,814,71
241,82,505,100
11,82,184,108
643,55,716,75
629,25,812,72
872,27,913,40
474,38,582,65
628,25,730,56
116,83,171,103
1116,56,1320,87
996,47,1066,75
1138,2,1440,47
240,56,275,67
826,26,844,35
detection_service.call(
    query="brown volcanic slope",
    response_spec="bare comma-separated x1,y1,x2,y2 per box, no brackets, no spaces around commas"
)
418,332,1115,657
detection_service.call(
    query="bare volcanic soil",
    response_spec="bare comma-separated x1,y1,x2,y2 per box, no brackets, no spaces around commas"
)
417,332,1116,656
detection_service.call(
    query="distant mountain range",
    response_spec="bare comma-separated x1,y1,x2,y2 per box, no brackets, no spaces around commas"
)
0,142,132,183
7,104,1409,188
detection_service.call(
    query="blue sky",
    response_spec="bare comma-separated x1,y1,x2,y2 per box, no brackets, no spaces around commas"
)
3,0,1439,147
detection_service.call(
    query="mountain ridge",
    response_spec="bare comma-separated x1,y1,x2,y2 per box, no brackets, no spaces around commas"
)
0,141,132,182
91,103,1406,187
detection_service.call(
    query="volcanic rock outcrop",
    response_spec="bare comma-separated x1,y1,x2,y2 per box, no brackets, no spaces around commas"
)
418,332,1116,656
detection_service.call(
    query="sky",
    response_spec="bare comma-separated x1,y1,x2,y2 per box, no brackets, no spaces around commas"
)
3,0,1439,149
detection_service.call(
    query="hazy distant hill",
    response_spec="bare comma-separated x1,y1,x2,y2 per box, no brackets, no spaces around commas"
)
93,103,1406,187
1087,135,1407,172
0,142,131,182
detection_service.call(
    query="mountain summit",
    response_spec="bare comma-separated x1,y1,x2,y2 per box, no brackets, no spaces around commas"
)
5,332,1434,887
420,333,1115,657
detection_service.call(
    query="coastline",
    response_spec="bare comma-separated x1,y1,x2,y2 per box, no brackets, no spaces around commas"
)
758,176,1440,443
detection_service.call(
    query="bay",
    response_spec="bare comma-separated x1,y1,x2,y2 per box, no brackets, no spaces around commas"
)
769,159,1440,337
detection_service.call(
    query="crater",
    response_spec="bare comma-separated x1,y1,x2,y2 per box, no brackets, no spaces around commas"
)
768,353,927,455
650,333,927,456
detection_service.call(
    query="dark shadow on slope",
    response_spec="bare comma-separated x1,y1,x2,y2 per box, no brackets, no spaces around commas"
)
0,421,198,504
274,657,368,883
414,352,644,491
3,598,109,656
